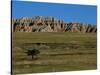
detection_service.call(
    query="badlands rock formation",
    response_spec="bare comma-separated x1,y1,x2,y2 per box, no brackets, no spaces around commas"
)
12,16,97,32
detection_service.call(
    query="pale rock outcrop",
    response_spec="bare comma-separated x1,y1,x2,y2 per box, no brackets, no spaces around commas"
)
12,16,97,33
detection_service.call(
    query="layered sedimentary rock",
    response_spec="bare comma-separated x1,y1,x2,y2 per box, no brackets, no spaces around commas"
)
12,16,97,32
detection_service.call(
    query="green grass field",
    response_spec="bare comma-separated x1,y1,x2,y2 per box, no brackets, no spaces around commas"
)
12,32,97,74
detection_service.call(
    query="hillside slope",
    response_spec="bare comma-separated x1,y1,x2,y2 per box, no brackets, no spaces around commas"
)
12,16,97,32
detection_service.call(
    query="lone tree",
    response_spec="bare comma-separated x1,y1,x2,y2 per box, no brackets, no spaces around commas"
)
25,48,40,60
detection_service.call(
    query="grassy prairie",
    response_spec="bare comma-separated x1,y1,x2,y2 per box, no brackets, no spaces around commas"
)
12,32,97,74
13,32,96,44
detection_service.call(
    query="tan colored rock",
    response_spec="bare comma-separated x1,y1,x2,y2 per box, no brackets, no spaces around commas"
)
12,16,97,33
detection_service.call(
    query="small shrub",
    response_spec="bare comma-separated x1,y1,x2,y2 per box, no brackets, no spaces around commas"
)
25,48,40,60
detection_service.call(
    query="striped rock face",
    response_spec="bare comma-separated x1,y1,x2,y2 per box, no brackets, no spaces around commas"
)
12,16,97,33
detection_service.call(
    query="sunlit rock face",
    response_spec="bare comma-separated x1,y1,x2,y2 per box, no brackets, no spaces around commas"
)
12,16,97,32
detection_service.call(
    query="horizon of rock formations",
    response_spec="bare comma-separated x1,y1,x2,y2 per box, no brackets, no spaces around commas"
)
12,16,97,32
